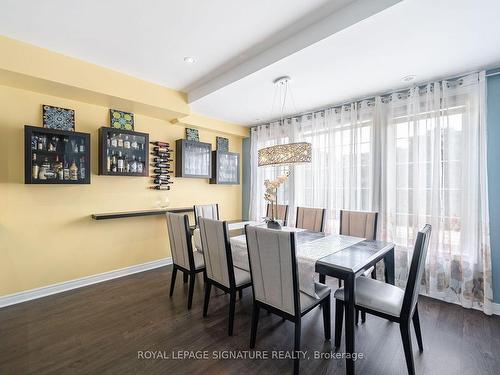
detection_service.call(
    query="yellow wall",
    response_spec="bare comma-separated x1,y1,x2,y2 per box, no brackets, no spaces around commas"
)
0,36,248,297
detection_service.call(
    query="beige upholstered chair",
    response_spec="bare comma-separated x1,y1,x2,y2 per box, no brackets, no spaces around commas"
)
194,203,219,226
199,218,252,336
193,203,220,252
334,225,431,375
245,225,331,375
295,207,326,232
266,204,289,226
166,213,205,309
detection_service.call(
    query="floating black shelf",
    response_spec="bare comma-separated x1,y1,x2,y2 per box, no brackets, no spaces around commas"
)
91,207,193,220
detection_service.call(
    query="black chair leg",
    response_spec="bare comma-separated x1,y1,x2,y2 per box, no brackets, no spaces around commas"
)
228,291,236,336
319,274,326,284
361,310,366,323
293,321,301,375
355,308,359,325
338,279,343,287
400,320,416,375
250,303,260,348
239,289,243,300
322,295,331,340
187,273,195,310
203,281,212,317
169,266,177,297
412,306,423,352
371,266,377,280
183,272,188,283
334,299,344,349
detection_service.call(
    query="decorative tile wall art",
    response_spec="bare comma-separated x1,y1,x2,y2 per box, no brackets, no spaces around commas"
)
216,136,229,151
110,109,134,130
185,127,199,141
42,105,75,131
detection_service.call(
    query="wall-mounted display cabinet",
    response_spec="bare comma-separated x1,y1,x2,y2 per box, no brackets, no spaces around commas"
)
175,139,212,178
25,125,91,184
210,151,240,184
98,127,149,176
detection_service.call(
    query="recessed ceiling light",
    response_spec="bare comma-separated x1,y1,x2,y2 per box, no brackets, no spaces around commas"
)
402,75,416,83
184,56,195,64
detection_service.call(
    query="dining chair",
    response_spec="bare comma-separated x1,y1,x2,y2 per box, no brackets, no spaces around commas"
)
193,203,220,227
319,210,379,323
199,218,252,336
166,212,206,310
266,203,289,226
192,203,220,252
334,224,432,375
245,225,331,375
295,206,326,232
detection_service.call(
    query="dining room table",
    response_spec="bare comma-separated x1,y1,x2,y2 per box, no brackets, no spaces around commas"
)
220,221,395,375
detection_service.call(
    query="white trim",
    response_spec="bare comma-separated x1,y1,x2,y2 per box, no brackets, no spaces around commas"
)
493,302,500,316
0,257,172,308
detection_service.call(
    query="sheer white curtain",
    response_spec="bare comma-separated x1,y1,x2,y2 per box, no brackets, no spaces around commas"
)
380,72,492,313
249,72,492,313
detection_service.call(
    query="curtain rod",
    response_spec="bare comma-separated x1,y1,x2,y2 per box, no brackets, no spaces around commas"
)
253,69,495,129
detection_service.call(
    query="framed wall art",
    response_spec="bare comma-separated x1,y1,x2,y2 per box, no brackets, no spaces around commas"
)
110,109,134,130
42,105,75,131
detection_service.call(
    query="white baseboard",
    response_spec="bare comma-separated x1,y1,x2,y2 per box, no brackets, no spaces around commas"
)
0,257,172,309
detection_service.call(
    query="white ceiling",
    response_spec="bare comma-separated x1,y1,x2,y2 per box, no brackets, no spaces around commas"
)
1,0,500,125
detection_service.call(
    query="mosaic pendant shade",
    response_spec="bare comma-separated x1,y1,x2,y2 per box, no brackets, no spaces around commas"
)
258,142,312,167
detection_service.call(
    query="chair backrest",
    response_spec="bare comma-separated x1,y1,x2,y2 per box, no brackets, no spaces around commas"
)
401,225,432,318
245,225,300,317
295,207,326,232
340,210,378,240
266,204,289,226
194,204,219,226
199,218,235,288
166,213,194,271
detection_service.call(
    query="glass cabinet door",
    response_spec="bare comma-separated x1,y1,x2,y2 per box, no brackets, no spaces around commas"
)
175,139,212,178
210,151,240,184
25,125,91,184
98,127,149,176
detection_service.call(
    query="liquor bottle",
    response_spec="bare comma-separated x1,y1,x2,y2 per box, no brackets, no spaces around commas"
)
153,179,173,185
37,135,45,150
63,160,70,180
79,156,86,180
150,141,170,147
154,175,170,181
117,151,124,172
124,136,131,149
125,157,130,173
32,153,39,179
150,185,170,190
117,134,124,148
137,156,144,174
111,134,118,148
153,168,171,174
31,136,38,150
152,163,170,169
111,152,117,172
39,157,50,180
107,134,111,147
130,155,137,173
151,153,172,160
54,156,63,180
106,149,111,172
79,140,85,153
131,136,138,150
69,160,78,180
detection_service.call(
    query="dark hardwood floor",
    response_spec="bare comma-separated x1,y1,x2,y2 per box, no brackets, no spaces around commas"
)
1,265,499,375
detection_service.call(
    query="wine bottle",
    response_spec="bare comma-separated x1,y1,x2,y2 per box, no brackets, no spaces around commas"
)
153,179,173,185
117,151,124,172
150,141,170,147
150,185,170,190
69,160,78,181
151,163,171,169
153,168,172,174
153,146,171,153
154,175,171,181
152,157,170,163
